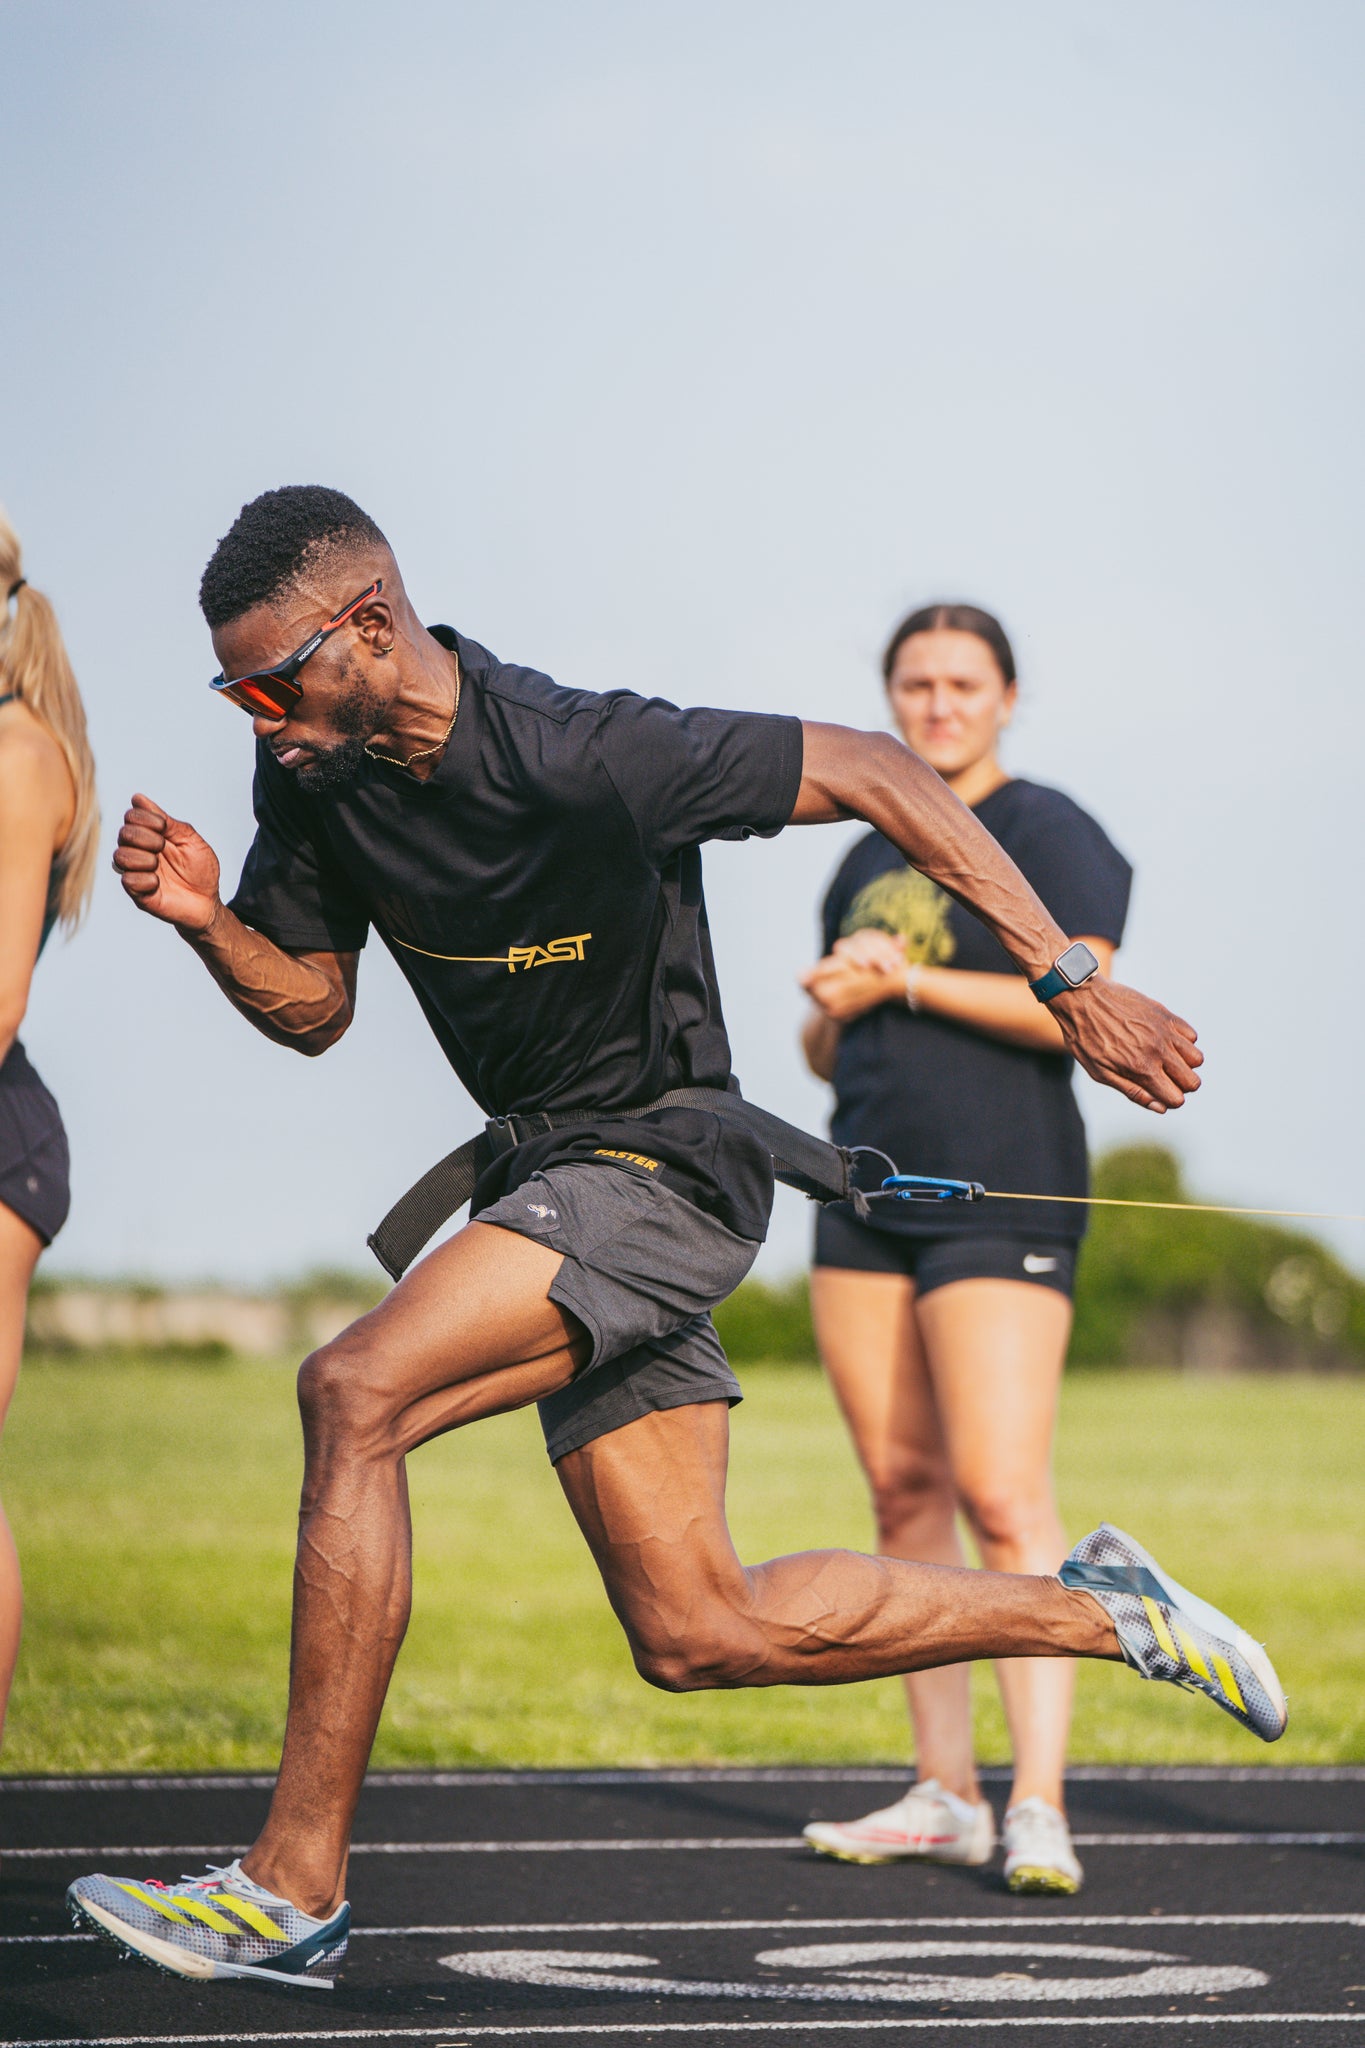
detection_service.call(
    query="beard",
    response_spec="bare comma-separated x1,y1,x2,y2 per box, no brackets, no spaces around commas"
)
295,734,371,795
294,664,386,796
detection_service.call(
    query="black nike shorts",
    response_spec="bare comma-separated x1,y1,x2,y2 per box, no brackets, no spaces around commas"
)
814,1202,1076,1300
0,1040,70,1246
473,1159,760,1463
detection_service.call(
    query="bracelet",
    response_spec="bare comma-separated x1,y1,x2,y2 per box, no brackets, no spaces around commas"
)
904,964,923,1011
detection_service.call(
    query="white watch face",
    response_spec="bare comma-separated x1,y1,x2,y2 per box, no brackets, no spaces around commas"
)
1057,941,1099,986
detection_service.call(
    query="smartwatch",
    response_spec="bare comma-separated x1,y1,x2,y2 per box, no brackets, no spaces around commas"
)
1030,940,1100,1004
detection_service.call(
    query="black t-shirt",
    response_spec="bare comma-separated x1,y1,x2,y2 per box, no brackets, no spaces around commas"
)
821,778,1132,1240
228,627,804,1242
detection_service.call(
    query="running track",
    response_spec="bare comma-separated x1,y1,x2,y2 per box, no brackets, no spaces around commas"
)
3,1767,1363,2046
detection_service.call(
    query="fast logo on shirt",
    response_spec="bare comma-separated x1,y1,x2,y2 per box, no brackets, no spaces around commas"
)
507,932,592,973
592,1148,660,1171
391,931,592,973
840,869,956,966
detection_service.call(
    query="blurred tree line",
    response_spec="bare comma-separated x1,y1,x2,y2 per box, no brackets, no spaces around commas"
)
713,1146,1365,1372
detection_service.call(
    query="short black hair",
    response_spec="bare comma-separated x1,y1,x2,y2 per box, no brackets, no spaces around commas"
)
199,485,388,628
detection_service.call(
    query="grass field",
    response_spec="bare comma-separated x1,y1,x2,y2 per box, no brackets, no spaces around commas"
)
2,1358,1361,1775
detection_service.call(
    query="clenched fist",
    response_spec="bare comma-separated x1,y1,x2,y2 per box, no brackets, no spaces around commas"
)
1051,978,1202,1113
113,794,222,934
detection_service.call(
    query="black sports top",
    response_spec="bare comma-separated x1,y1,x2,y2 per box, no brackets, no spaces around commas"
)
820,777,1132,1241
228,628,804,1240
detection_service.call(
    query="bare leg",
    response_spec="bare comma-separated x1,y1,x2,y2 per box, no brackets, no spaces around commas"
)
810,1266,977,1802
0,1202,43,1748
246,1244,1106,1921
556,1400,1116,1693
241,1221,590,1917
917,1279,1074,1811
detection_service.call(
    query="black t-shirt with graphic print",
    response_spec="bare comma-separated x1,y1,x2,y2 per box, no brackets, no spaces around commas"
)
228,627,804,1243
820,778,1132,1241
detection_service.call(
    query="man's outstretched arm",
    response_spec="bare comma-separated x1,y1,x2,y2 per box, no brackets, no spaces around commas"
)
114,793,357,1055
793,724,1201,1112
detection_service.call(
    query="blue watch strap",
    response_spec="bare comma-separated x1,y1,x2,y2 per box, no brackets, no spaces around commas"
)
1029,965,1070,1003
1031,940,1100,1004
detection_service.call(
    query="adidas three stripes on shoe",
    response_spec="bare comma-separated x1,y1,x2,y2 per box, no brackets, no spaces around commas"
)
67,1860,349,1987
1062,1522,1287,1742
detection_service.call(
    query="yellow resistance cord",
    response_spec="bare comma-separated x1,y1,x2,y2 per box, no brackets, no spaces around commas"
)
984,1191,1365,1224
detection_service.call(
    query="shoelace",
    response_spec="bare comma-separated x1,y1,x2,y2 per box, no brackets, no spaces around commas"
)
176,1865,238,1891
147,1863,269,1906
1009,1806,1067,1838
901,1783,972,1834
1006,1804,1074,1860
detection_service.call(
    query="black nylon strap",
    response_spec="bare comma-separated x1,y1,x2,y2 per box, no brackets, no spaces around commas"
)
1059,1558,1169,1604
366,1088,859,1282
366,1137,486,1280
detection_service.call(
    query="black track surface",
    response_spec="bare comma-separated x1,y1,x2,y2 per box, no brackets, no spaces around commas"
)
3,1767,1363,2045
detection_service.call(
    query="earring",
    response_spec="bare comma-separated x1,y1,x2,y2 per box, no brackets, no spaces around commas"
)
375,645,393,658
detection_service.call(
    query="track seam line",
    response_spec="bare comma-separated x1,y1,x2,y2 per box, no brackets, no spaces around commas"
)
7,1909,1365,1945
6,1830,1363,1858
6,2016,1365,2043
4,1764,1364,1791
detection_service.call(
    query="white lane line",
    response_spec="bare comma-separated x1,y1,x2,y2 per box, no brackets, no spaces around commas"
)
358,1913,1365,1932
5,2016,1365,2044
6,1830,1363,1859
1080,1843,1365,1859
4,1764,1363,1790
7,1911,1365,1946
382,1913,1365,1933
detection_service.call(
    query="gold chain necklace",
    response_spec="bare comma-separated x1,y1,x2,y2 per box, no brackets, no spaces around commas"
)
365,652,461,771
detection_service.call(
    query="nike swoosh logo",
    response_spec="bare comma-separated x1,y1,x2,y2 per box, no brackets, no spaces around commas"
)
1023,1254,1058,1273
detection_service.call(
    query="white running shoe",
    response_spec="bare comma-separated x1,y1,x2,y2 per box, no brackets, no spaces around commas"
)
1002,1796,1084,1895
803,1779,996,1866
68,1860,348,1986
1061,1522,1287,1742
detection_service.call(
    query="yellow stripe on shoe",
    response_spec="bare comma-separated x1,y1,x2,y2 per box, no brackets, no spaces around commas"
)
1212,1653,1247,1713
173,1896,244,1935
1176,1625,1214,1684
111,1880,242,1938
210,1892,287,1940
111,1882,192,1926
1141,1596,1178,1660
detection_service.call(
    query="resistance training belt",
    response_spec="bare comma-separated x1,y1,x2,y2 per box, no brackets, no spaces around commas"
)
370,1124,1364,1282
367,1086,868,1281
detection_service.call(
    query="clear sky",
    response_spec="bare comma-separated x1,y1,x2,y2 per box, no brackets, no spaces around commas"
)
5,0,1363,1283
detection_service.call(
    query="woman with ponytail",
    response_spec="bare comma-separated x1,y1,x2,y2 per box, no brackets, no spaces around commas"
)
0,509,97,1745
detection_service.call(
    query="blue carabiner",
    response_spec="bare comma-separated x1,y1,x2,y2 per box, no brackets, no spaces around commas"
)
876,1173,985,1204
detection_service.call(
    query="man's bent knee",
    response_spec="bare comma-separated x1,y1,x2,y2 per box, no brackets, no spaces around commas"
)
297,1338,399,1457
627,1606,766,1693
632,1638,763,1693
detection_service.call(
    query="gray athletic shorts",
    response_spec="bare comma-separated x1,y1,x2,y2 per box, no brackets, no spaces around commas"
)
473,1160,760,1463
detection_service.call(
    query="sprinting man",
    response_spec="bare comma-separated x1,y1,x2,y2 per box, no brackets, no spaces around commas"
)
70,487,1284,1989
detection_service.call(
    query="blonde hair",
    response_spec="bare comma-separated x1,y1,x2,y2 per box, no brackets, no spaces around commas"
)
0,508,99,930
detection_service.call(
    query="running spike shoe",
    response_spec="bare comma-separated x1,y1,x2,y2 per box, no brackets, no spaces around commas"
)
1002,1796,1084,1895
67,1859,349,1987
1060,1522,1287,1742
803,1778,996,1866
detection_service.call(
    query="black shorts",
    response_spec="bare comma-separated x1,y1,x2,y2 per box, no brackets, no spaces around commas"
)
814,1202,1076,1300
474,1159,760,1463
0,1041,70,1246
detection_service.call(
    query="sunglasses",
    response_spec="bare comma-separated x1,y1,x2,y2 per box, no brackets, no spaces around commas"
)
209,579,383,718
